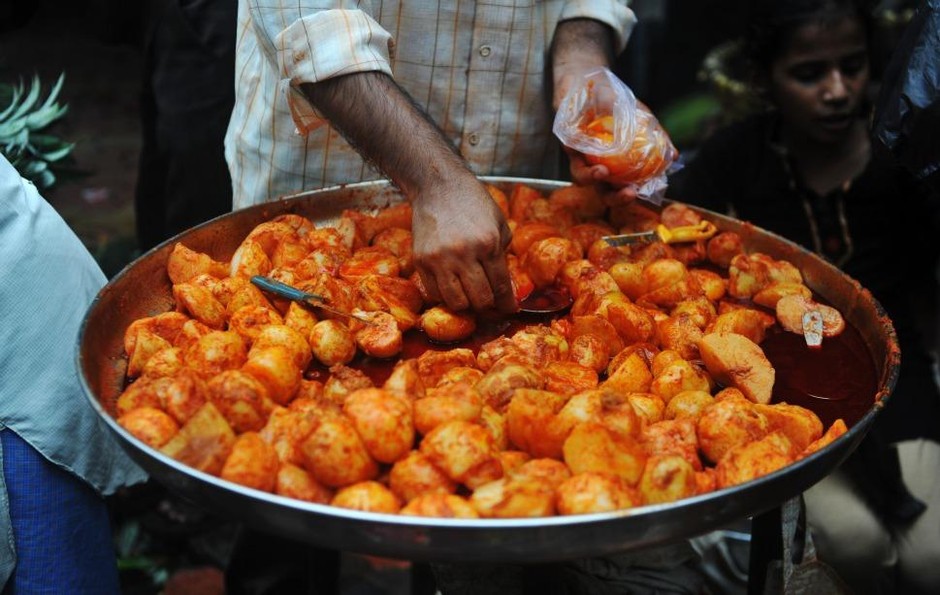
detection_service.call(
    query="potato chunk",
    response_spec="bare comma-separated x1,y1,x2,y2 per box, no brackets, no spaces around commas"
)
207,369,275,433
118,407,179,448
556,472,642,515
275,463,334,504
418,306,477,344
309,319,357,366
413,383,483,436
299,417,378,488
775,294,846,339
505,388,569,459
420,420,503,489
331,481,401,514
167,243,230,284
343,388,414,463
389,450,457,503
699,332,775,404
401,494,479,518
638,455,697,504
563,422,647,485
696,397,770,464
160,403,236,475
715,431,795,488
753,402,823,452
220,432,279,492
470,475,556,518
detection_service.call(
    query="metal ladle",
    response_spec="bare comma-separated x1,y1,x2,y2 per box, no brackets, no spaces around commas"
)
250,276,376,325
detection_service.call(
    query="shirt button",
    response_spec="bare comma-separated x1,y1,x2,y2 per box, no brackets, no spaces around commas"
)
468,133,480,146
479,45,492,57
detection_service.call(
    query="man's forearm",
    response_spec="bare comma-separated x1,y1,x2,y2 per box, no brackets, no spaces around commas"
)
300,72,516,314
552,19,615,72
300,73,475,199
552,18,641,203
551,19,617,110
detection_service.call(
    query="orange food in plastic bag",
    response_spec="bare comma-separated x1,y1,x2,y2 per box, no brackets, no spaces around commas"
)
582,113,676,186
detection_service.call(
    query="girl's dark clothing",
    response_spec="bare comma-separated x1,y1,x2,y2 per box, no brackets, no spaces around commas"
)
669,112,940,519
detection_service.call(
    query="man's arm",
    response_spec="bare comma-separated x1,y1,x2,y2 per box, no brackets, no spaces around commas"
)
300,73,516,314
551,18,615,111
552,18,639,203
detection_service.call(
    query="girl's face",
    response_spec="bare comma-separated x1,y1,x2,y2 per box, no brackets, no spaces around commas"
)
768,16,869,145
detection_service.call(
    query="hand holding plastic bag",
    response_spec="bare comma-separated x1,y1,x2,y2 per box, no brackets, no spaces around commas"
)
553,68,679,203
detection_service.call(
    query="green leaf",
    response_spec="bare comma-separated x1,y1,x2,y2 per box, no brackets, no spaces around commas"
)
117,556,162,571
7,75,41,122
35,168,55,188
28,133,66,149
0,117,27,138
34,142,74,162
0,95,19,123
0,72,73,190
0,127,30,151
38,73,65,111
21,159,48,176
0,83,23,122
151,568,169,586
24,103,68,129
114,519,142,558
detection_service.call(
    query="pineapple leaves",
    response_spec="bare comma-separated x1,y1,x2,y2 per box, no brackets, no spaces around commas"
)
0,73,74,188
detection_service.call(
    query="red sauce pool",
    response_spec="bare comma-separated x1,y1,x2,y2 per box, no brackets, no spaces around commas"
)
761,324,877,428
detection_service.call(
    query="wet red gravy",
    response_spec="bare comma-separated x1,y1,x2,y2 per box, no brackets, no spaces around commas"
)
762,324,877,428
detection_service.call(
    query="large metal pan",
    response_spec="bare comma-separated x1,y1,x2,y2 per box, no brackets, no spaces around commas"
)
77,177,898,563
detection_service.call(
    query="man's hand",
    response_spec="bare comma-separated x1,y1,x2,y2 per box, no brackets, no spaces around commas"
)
564,146,639,206
411,173,516,313
302,73,517,313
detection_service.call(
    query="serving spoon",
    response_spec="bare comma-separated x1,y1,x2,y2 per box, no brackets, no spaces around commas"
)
250,276,376,325
256,274,572,319
602,220,718,247
517,286,573,315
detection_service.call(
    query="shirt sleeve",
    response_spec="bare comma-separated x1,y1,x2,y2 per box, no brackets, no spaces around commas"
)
247,2,394,133
274,8,393,84
559,0,637,54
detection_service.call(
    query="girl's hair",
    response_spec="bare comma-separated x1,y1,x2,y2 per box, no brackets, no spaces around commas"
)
744,0,875,77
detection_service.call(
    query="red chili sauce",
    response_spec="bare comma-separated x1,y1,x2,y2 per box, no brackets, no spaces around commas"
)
761,323,877,428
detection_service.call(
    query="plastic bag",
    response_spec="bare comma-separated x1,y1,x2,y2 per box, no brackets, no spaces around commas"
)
553,67,680,203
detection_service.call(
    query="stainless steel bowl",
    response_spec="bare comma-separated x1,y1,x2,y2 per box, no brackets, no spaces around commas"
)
77,177,898,562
